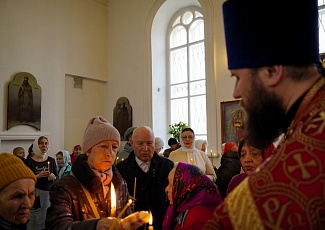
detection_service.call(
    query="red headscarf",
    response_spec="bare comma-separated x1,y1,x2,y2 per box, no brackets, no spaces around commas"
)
223,142,238,153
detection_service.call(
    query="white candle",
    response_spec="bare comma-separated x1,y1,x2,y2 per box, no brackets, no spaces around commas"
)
117,199,132,219
110,183,116,217
133,177,137,198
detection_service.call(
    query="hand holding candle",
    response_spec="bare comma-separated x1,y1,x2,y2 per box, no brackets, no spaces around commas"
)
110,183,116,217
118,211,150,229
108,199,133,230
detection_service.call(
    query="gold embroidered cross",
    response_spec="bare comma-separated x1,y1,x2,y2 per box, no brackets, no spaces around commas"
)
287,153,317,179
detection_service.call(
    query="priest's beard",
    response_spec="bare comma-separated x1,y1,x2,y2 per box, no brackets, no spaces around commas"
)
243,73,285,150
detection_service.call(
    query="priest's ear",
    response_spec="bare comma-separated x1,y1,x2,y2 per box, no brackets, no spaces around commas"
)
260,65,283,87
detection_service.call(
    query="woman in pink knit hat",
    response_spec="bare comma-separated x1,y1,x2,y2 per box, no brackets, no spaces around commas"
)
46,116,149,230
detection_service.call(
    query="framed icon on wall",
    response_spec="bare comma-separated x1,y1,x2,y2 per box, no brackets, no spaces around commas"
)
7,72,41,130
220,100,247,145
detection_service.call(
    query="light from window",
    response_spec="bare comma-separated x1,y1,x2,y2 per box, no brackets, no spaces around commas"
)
319,1,325,53
168,7,206,138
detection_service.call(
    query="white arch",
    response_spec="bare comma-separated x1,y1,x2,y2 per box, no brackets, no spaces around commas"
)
145,0,221,154
148,0,201,142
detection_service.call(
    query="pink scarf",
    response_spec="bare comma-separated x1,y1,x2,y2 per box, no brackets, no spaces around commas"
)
91,168,113,197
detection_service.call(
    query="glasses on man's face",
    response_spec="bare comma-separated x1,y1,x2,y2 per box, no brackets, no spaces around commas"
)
181,135,194,140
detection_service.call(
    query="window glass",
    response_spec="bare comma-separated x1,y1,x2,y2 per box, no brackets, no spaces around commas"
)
189,42,205,81
319,1,325,53
170,48,187,84
170,26,187,48
168,7,206,138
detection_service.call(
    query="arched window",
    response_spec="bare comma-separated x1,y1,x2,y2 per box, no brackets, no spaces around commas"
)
167,7,207,140
319,1,325,54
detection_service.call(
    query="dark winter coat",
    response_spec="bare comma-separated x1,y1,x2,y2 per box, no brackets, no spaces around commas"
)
116,151,174,230
45,154,131,230
215,151,241,199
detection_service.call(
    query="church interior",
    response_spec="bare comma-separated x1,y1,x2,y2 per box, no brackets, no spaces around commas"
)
0,0,323,166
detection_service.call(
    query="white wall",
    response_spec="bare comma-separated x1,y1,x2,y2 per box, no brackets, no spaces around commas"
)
0,0,109,155
105,0,157,127
64,75,107,152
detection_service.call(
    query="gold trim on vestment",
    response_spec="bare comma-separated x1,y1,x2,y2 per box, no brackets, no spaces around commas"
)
226,178,265,230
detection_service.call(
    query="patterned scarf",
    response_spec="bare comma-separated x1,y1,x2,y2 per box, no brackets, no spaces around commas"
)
91,168,113,197
163,162,221,229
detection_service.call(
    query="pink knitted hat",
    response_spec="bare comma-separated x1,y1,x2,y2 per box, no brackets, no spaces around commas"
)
82,116,120,153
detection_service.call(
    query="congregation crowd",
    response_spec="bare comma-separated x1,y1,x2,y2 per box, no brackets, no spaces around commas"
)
1,0,325,229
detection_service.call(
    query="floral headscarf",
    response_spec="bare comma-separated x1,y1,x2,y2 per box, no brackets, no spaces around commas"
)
163,162,221,229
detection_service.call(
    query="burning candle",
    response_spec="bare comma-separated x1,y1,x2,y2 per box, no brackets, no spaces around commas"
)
108,199,133,230
210,150,213,158
47,161,50,172
133,177,137,198
117,199,132,219
110,183,116,217
190,158,194,164
148,211,154,230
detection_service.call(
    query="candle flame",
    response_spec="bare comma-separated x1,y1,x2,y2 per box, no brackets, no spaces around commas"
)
111,183,116,210
149,211,153,225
